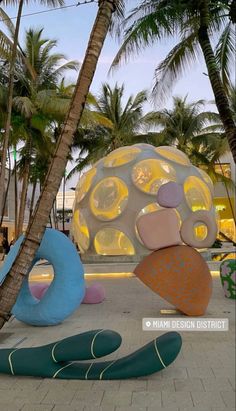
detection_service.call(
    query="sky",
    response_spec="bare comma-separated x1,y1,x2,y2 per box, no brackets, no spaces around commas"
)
0,0,216,189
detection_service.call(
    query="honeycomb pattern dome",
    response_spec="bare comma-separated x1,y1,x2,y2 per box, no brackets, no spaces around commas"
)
71,144,216,256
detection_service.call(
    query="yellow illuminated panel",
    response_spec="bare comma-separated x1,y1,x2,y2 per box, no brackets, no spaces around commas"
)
103,146,141,167
132,159,176,195
197,167,214,193
194,223,208,241
184,176,212,211
155,146,191,166
90,177,129,221
76,167,97,203
217,218,236,242
72,209,90,252
94,228,135,255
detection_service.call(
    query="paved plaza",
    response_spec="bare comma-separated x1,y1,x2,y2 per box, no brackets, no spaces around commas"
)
0,268,235,411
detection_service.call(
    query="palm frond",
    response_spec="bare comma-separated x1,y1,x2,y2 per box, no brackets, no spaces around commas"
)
13,96,35,118
0,7,15,39
152,31,201,101
215,22,235,92
110,1,174,71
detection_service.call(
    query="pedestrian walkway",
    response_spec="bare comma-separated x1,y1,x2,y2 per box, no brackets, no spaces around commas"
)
0,271,235,411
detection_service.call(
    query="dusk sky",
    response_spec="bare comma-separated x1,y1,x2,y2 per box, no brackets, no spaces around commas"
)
1,0,216,187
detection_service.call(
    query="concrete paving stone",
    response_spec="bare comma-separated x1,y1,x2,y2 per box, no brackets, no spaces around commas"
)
0,276,234,410
52,406,84,411
101,391,132,407
119,380,147,392
115,407,147,411
21,405,54,411
93,380,121,391
41,388,77,405
220,390,236,407
176,407,211,411
131,391,161,407
212,366,235,380
13,377,43,390
71,390,104,406
2,388,48,404
161,391,193,408
0,405,22,411
161,367,188,379
147,408,178,411
191,391,226,408
39,378,68,390
201,377,233,391
66,380,94,390
174,378,204,391
147,379,175,392
187,367,215,378
139,371,163,381
83,407,115,411
212,408,235,411
228,377,236,390
0,378,18,390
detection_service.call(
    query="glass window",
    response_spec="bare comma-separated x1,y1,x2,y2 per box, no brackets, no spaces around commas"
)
72,209,90,252
75,167,97,203
184,176,212,211
155,146,191,166
94,228,135,255
132,159,176,195
103,146,141,167
90,177,128,221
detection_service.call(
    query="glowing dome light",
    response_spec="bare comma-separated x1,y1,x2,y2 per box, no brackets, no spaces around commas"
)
76,167,97,203
155,146,191,166
72,209,90,252
194,222,208,241
132,159,176,195
103,146,141,168
196,167,214,195
184,176,212,211
94,228,135,255
90,177,129,221
72,144,216,256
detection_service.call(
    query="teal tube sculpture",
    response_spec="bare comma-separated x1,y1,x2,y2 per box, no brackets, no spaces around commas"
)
0,330,182,379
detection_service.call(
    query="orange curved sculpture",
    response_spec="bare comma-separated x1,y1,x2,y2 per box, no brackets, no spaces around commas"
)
134,245,212,316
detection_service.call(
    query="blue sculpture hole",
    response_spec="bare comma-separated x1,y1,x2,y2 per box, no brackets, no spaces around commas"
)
28,260,54,298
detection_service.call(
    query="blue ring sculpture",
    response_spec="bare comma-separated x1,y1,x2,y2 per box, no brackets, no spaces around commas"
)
0,229,85,326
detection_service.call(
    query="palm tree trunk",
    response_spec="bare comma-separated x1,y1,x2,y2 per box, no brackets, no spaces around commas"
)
62,174,66,232
16,163,30,238
53,200,58,229
0,0,24,221
29,180,37,219
198,0,236,163
0,147,11,227
0,0,116,328
14,155,18,240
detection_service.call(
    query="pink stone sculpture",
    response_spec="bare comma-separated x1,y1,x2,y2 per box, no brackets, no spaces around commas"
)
30,281,105,304
82,283,106,304
30,282,49,299
137,209,182,251
157,182,184,208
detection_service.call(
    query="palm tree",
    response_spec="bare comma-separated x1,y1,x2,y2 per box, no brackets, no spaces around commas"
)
111,0,236,162
0,0,120,329
152,96,226,162
69,82,161,177
1,26,79,235
0,0,64,227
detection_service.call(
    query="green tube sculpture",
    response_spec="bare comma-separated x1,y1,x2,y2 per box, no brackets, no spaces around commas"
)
0,329,182,379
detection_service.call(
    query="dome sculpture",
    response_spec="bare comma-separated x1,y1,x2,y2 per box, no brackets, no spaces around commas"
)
71,144,217,257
